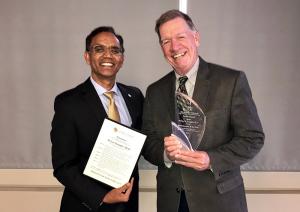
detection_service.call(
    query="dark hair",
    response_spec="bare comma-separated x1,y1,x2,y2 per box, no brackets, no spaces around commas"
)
155,9,196,41
85,26,124,53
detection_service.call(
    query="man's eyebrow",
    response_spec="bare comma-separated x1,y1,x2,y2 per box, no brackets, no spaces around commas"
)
92,44,120,48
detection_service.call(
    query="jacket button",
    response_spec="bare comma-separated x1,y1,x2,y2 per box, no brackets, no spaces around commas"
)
176,188,181,193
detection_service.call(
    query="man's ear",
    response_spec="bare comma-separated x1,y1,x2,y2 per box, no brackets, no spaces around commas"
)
84,51,90,65
193,31,200,47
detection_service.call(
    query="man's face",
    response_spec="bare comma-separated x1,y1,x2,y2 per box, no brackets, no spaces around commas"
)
84,32,124,83
159,17,200,75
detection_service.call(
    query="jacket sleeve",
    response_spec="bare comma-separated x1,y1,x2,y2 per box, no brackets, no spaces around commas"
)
141,87,166,167
207,71,264,180
50,95,107,211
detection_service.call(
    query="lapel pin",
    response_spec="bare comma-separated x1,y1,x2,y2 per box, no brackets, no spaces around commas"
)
128,93,132,98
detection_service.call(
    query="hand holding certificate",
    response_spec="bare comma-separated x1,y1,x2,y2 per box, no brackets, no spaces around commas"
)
84,119,146,188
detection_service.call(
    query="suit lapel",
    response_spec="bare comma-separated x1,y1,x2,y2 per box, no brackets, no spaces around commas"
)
192,57,210,113
117,84,136,126
80,78,107,122
167,73,176,121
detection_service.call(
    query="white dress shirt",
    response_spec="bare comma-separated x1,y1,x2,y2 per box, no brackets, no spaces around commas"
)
90,77,132,127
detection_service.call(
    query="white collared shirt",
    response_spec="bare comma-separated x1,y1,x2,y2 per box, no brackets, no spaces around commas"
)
174,57,199,97
90,77,132,127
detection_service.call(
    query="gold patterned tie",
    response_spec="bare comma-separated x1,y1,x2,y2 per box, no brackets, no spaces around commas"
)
104,91,120,122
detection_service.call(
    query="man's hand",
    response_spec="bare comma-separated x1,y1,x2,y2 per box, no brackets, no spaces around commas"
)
164,135,182,161
175,150,210,171
102,178,134,204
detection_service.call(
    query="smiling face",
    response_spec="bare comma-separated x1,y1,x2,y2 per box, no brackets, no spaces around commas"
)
159,17,200,75
84,32,124,87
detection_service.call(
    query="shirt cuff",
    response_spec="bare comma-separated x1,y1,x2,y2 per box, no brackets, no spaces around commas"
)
163,150,173,168
209,164,214,173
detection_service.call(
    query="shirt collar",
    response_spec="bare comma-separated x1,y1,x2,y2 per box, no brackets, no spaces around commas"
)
175,57,199,85
90,77,119,96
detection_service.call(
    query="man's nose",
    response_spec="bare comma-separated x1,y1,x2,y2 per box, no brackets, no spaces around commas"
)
170,39,180,51
102,48,113,57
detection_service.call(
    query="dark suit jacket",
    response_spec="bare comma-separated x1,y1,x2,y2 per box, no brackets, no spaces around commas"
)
51,78,143,212
142,57,264,212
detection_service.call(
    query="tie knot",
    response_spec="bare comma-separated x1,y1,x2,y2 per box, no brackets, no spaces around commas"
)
177,76,188,95
178,76,188,86
104,91,115,100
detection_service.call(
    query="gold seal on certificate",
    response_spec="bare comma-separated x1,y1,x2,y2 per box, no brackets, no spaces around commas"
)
172,91,206,151
84,119,146,188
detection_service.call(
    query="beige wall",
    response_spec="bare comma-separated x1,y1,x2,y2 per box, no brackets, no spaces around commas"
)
0,170,299,212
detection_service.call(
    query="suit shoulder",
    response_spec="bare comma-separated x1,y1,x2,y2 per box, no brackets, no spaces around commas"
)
205,62,250,92
117,83,144,97
147,71,174,90
207,62,244,79
54,82,86,106
55,85,80,100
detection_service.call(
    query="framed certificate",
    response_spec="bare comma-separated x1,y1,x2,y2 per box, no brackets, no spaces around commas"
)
84,118,146,188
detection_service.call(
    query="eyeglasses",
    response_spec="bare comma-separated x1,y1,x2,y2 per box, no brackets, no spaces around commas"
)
89,45,123,56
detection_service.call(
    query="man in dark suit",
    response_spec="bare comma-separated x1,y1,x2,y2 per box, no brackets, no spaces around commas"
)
142,10,264,212
51,26,143,212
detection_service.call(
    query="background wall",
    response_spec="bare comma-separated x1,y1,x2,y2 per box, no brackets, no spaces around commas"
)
0,0,300,170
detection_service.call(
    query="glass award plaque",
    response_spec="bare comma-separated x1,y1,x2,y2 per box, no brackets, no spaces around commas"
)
172,92,206,151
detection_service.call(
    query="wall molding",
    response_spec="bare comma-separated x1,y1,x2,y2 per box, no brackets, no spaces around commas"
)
0,169,299,194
